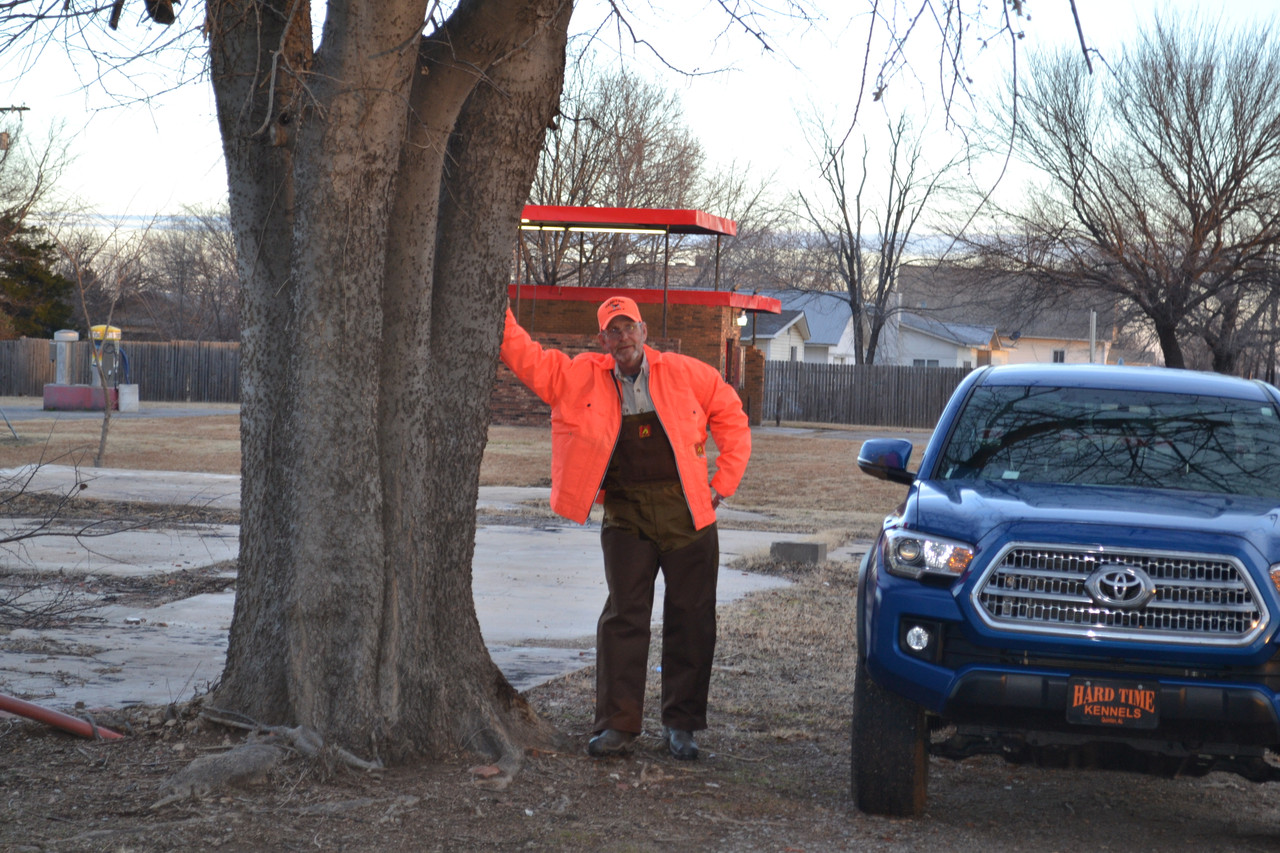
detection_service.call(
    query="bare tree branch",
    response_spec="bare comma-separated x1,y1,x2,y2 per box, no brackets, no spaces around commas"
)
957,15,1280,372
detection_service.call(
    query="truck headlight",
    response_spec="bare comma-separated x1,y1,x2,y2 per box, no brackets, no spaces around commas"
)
884,530,975,580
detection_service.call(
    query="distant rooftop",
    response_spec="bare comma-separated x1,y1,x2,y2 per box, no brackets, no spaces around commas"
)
898,312,997,348
746,308,807,340
757,290,853,346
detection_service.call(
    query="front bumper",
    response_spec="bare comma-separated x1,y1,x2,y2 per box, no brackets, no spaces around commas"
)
946,669,1280,745
862,564,1280,747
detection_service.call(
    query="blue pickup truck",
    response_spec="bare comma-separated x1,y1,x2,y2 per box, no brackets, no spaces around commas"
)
853,364,1280,816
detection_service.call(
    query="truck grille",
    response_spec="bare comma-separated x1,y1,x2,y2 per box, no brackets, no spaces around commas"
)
972,544,1268,646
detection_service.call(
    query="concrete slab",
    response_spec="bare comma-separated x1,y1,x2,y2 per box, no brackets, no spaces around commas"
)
474,524,782,645
770,540,828,564
0,520,239,576
5,467,774,526
0,467,788,709
3,465,240,511
4,601,232,709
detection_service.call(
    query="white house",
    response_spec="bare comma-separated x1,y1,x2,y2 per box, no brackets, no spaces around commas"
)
883,312,1004,368
749,290,859,363
743,309,810,362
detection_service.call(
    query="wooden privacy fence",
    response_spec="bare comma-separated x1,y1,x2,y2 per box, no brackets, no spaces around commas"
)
5,338,966,426
764,361,970,429
0,338,240,403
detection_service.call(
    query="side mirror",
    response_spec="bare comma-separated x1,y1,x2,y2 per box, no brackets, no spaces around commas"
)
857,438,915,486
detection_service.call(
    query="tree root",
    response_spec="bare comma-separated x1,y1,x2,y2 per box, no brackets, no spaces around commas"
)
151,742,285,809
457,696,573,791
150,707,384,810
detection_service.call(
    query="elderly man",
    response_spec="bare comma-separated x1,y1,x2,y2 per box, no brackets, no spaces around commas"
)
500,295,752,760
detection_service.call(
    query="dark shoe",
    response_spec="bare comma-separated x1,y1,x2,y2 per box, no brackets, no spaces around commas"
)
587,729,636,758
664,726,699,761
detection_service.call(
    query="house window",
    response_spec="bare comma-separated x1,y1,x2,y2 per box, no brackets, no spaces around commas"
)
1052,350,1066,363
912,359,940,368
790,346,798,362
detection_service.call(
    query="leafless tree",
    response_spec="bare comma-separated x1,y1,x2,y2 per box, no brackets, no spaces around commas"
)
0,0,204,105
50,218,153,465
0,123,65,237
138,206,240,341
524,63,792,295
62,208,240,342
963,17,1280,372
52,226,128,328
799,109,962,364
525,67,714,289
688,162,797,292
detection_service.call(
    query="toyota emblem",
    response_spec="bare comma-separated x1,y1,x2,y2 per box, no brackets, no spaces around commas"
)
1084,564,1156,610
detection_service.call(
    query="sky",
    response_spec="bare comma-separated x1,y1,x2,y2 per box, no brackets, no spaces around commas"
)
1,0,1274,218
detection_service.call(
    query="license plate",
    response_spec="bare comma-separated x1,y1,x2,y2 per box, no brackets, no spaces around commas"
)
1066,677,1159,729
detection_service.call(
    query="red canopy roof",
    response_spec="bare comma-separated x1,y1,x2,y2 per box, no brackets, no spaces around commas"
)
521,205,737,237
508,284,779,314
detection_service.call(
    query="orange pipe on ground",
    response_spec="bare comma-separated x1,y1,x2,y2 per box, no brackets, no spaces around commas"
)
0,692,124,740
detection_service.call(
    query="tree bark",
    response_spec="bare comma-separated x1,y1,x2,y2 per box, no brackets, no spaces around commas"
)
209,0,573,763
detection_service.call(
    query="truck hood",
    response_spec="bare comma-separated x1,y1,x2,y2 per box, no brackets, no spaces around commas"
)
911,479,1280,560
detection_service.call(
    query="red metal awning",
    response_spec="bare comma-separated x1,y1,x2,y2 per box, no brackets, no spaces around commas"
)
507,284,779,314
515,205,744,334
521,205,737,237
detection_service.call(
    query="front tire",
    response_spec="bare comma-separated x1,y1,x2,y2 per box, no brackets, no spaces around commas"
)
851,656,928,817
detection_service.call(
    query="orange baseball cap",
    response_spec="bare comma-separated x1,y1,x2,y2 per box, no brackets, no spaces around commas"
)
597,295,643,331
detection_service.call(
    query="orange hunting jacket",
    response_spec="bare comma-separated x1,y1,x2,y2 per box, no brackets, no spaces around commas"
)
500,309,751,529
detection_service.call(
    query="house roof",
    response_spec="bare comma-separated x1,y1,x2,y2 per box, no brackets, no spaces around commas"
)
756,290,852,347
747,309,809,341
898,312,997,348
896,263,1116,341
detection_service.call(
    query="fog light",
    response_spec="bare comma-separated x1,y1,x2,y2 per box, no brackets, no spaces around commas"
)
905,625,931,652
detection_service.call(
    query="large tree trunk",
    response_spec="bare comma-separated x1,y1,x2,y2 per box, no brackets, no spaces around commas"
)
1154,319,1186,369
208,0,573,764
1206,295,1242,376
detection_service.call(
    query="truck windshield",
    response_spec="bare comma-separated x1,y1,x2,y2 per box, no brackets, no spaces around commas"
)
937,385,1280,498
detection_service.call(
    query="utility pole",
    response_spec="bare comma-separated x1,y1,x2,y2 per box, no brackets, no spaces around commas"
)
0,106,29,151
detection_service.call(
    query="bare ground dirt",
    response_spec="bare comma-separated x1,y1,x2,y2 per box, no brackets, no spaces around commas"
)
2,410,1280,851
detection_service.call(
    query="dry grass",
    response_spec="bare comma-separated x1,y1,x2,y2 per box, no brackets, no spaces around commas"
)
479,425,554,488
0,408,920,542
733,429,913,543
481,422,926,543
0,408,241,475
